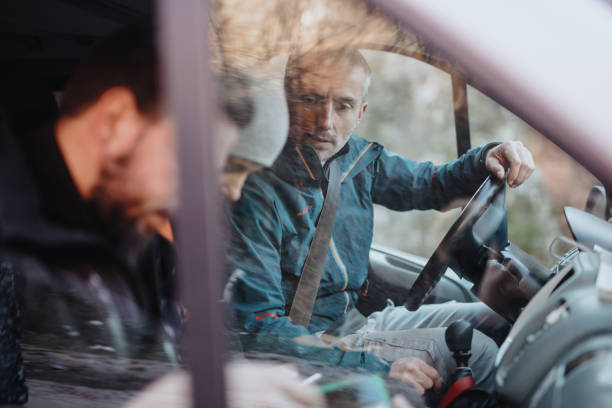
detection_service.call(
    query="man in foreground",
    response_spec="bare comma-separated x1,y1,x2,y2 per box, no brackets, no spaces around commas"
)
0,26,181,406
228,47,535,395
0,27,326,408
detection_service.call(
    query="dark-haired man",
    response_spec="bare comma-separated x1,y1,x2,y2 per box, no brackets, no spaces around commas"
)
0,25,331,405
0,27,180,406
227,48,535,395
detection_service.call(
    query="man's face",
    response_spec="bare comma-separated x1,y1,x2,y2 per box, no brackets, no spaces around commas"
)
287,58,368,163
92,112,178,236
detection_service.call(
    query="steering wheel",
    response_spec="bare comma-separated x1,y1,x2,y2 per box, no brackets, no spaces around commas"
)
404,175,508,311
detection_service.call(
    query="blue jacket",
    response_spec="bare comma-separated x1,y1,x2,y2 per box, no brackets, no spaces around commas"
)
228,135,493,372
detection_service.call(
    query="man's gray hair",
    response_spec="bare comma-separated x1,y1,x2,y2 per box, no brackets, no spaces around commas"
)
284,47,372,102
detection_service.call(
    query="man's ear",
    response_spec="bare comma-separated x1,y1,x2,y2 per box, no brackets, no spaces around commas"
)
357,101,368,123
92,86,144,159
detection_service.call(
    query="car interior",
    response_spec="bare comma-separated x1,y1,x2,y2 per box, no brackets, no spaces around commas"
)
3,1,612,407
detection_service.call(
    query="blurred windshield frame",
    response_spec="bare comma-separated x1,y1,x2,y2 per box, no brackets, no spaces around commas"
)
158,0,226,407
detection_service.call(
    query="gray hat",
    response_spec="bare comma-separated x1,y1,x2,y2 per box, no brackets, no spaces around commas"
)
228,76,289,167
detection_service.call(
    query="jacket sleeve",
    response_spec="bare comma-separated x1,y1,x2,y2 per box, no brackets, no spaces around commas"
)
227,177,390,374
371,143,498,211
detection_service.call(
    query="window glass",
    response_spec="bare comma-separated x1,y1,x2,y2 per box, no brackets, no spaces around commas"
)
468,86,600,264
366,60,601,265
6,1,609,407
361,50,460,258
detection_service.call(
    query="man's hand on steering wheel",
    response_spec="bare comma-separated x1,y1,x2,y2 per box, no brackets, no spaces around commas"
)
485,141,535,188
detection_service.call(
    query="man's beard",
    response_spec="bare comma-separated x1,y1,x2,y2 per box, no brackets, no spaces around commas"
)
88,182,163,282
89,179,143,242
289,126,339,162
88,161,158,244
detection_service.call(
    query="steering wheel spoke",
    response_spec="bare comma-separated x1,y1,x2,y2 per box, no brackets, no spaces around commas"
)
404,176,508,311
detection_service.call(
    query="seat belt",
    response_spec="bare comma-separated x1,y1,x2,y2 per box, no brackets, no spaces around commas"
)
289,159,342,328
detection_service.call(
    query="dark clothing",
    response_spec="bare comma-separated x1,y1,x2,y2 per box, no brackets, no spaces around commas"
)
0,259,27,404
228,135,494,371
0,120,178,403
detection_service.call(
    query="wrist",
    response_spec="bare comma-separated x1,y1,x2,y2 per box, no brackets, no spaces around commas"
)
479,142,501,168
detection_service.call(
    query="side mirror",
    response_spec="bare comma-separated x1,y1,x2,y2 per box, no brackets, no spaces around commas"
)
584,185,606,219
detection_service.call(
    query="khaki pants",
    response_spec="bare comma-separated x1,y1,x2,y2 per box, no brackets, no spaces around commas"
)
331,301,503,392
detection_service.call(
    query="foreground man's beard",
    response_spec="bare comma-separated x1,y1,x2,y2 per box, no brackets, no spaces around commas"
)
89,162,176,243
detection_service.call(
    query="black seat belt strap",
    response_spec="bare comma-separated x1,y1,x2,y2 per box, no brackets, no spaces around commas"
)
289,160,342,327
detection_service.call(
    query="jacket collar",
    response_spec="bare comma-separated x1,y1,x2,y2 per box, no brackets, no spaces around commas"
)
271,142,347,184
271,135,380,186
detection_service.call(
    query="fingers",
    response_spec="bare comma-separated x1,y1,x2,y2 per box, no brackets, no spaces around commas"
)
398,373,425,395
389,357,441,395
419,362,442,391
503,143,522,186
484,144,508,180
411,369,434,390
485,141,535,187
485,145,506,180
490,162,505,180
514,144,535,187
389,359,423,394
